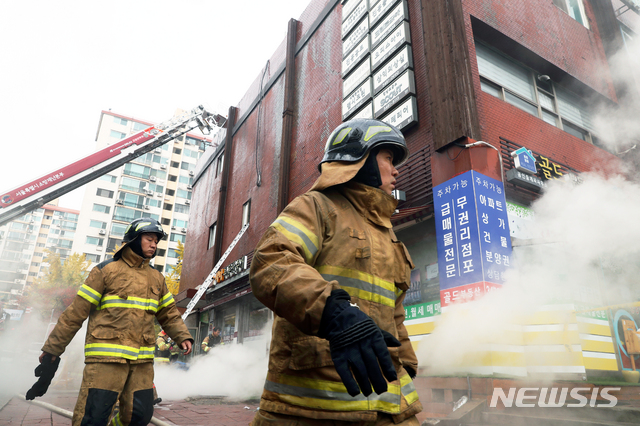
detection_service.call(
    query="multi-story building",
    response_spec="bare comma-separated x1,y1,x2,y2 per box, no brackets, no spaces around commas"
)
71,109,212,275
0,201,79,306
178,0,640,414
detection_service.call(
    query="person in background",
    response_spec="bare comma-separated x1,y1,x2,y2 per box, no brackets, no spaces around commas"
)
249,119,422,425
201,326,222,354
28,218,193,426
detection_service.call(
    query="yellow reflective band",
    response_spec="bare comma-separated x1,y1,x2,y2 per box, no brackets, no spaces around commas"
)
158,292,174,310
267,374,403,413
400,373,419,405
135,222,152,231
364,126,392,141
272,217,319,264
332,128,352,145
78,284,101,306
111,411,122,426
84,343,148,360
97,295,158,312
317,265,397,308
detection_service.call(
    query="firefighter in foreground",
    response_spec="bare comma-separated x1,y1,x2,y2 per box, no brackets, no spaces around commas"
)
250,119,422,425
27,218,193,426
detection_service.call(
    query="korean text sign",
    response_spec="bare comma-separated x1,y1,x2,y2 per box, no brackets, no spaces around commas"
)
434,171,512,303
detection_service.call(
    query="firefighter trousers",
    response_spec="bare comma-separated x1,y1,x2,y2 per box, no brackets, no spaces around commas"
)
251,410,420,426
72,361,154,426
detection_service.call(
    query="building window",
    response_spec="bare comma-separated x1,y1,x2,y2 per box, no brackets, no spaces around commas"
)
172,219,188,228
215,153,224,177
180,161,195,172
168,174,177,182
174,203,190,214
170,233,186,243
96,188,114,198
111,222,127,237
85,253,101,263
110,130,126,139
166,189,175,196
161,218,171,226
157,249,167,257
475,41,597,146
113,117,128,126
93,204,111,214
86,236,104,246
36,243,45,248
133,122,147,131
176,189,191,200
123,163,150,180
154,264,163,272
171,161,180,168
552,0,589,28
100,175,117,183
163,203,173,211
118,192,146,209
114,206,144,222
29,272,38,277
242,200,251,226
179,175,193,185
33,252,43,257
168,249,179,258
208,223,217,249
173,148,182,154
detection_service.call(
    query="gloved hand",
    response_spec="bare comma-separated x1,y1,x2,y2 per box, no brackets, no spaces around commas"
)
318,289,401,397
26,353,61,400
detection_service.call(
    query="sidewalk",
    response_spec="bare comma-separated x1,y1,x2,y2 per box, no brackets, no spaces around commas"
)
0,392,258,426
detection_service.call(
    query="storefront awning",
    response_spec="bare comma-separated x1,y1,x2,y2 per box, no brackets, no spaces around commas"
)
175,287,208,309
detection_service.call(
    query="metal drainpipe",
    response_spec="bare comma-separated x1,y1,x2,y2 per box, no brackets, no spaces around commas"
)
213,106,238,263
277,18,298,214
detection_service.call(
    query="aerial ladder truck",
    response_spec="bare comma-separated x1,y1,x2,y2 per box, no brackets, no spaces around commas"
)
0,105,246,319
0,105,225,227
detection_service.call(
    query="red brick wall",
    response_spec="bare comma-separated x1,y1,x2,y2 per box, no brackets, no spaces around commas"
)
462,0,621,173
464,0,616,100
182,0,624,292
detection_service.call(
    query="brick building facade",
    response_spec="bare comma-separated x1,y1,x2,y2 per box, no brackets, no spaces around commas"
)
178,0,639,416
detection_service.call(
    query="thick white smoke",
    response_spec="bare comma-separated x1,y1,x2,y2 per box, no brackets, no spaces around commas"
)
153,327,271,402
416,172,640,375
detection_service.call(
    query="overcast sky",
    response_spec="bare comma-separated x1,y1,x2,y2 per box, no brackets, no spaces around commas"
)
0,0,309,210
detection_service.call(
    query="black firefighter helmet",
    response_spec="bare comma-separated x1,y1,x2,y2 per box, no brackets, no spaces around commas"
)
114,218,167,259
318,118,409,171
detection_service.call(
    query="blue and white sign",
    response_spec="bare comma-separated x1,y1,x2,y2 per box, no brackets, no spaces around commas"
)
511,147,537,175
434,171,512,292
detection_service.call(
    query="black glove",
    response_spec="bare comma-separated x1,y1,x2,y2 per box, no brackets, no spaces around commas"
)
405,366,417,380
26,353,61,400
318,289,401,397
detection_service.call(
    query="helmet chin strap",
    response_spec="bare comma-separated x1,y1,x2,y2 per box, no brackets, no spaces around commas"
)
352,147,383,188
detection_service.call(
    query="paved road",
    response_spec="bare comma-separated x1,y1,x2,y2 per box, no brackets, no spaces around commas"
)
0,392,259,426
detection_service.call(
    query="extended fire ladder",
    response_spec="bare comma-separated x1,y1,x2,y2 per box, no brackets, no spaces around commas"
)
0,105,226,227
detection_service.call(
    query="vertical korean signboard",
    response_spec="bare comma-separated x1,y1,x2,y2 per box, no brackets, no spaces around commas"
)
434,170,512,307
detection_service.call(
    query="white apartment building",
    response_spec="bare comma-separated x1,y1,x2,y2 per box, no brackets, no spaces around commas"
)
0,201,79,306
71,109,210,274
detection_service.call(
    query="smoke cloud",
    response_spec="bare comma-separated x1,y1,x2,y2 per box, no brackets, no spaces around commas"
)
416,172,640,376
153,335,270,402
592,33,640,161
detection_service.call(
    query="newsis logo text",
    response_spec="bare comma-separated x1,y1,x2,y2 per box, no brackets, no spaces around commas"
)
490,387,620,408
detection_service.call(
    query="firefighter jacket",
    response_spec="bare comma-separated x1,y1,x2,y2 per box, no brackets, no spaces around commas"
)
42,246,193,364
201,333,222,353
250,181,422,422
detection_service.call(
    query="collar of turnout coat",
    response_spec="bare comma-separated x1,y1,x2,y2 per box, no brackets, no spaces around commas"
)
333,181,398,229
309,155,369,192
120,246,151,268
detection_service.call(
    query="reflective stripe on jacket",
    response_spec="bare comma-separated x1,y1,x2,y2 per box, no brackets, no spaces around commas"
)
250,181,422,422
43,246,192,363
